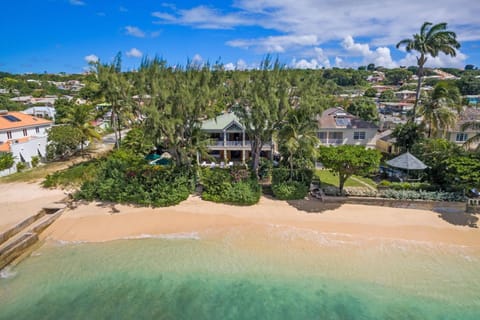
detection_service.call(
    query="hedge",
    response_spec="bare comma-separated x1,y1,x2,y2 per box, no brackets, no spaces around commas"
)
271,168,313,200
74,150,194,207
200,167,261,205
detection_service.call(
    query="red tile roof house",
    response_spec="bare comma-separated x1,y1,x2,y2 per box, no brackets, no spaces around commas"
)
0,110,52,176
317,107,379,148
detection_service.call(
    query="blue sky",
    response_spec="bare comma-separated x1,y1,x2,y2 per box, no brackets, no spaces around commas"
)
1,0,480,74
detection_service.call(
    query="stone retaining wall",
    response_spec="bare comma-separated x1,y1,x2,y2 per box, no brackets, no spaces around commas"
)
322,196,466,212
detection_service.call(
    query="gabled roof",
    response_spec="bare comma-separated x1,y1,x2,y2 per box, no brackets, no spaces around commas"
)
386,152,427,170
0,111,52,130
201,112,244,131
318,107,378,130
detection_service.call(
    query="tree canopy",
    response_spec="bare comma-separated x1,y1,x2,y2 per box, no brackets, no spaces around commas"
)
318,145,381,194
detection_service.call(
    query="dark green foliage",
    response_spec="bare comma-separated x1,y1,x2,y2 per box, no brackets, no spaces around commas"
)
121,127,154,155
31,156,40,168
16,162,27,172
363,87,377,98
271,168,313,186
392,122,424,152
411,138,464,187
443,155,480,190
318,145,381,194
271,181,309,200
200,167,261,205
384,69,413,85
379,89,396,102
346,97,378,122
47,125,84,160
76,150,194,207
456,75,480,95
0,152,15,171
271,168,312,200
43,159,101,188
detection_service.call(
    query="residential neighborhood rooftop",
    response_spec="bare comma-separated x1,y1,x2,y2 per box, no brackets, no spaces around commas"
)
0,111,52,130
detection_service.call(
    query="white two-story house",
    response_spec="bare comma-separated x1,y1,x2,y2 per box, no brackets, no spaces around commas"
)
0,110,52,176
201,112,273,163
317,107,378,148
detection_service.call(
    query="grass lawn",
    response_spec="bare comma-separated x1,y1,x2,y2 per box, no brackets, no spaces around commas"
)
315,169,377,189
0,162,68,183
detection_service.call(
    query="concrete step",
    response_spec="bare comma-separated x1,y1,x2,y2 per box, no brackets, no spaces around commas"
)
0,208,64,270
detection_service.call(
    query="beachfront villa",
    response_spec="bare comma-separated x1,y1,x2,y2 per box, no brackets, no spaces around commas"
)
201,112,273,164
316,107,378,148
443,107,480,149
0,110,52,176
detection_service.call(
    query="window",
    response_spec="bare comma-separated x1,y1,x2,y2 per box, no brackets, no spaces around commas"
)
456,133,468,142
7,131,12,139
354,131,366,140
23,129,28,136
35,127,40,133
329,132,343,140
317,132,327,140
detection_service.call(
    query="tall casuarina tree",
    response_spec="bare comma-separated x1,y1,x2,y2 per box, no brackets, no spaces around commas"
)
396,22,460,121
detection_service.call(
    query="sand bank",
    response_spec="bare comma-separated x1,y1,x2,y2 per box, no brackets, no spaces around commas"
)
0,182,65,232
43,196,480,247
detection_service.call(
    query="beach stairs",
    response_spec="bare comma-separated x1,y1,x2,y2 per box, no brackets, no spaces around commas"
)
0,203,65,270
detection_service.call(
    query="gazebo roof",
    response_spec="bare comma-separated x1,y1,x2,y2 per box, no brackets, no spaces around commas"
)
386,152,427,170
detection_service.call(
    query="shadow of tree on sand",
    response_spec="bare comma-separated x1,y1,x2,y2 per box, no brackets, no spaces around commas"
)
435,208,478,228
286,196,342,213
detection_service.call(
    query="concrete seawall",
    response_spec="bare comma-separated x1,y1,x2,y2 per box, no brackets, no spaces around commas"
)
0,206,64,271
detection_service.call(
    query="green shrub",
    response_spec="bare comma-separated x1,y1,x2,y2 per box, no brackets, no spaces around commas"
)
31,156,40,168
16,162,27,172
272,181,309,200
272,168,313,185
200,167,261,205
378,180,437,191
74,150,194,207
271,168,312,200
379,189,465,201
43,159,101,188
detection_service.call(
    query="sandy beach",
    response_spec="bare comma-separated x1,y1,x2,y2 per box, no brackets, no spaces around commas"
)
0,182,66,232
41,194,480,247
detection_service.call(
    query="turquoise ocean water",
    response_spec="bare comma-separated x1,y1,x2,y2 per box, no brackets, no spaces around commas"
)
1,226,479,319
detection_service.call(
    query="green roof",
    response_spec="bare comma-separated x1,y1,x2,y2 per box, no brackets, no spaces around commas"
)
201,112,243,131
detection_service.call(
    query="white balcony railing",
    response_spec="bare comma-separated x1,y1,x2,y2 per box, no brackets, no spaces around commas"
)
209,140,271,148
319,138,346,145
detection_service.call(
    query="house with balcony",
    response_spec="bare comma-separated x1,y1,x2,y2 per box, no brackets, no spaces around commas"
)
201,112,273,163
0,110,52,176
444,107,480,149
317,107,378,148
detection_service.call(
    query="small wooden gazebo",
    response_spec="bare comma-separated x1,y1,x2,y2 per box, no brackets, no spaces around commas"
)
386,152,427,181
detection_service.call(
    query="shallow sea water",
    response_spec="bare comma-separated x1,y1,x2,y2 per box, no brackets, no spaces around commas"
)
1,226,479,320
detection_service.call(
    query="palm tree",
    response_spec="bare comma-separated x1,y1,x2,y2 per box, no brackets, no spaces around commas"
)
278,106,319,179
62,105,101,156
396,22,460,121
461,121,480,150
419,82,461,138
96,53,133,149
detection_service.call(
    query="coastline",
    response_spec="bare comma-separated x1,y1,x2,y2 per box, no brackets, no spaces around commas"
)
42,195,480,247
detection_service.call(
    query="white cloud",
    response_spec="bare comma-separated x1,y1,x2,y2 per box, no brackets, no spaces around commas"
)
84,54,98,63
335,57,343,68
152,6,253,29
69,0,85,6
192,54,203,63
227,34,318,53
399,51,468,68
126,48,142,58
152,1,479,67
125,26,146,38
341,36,397,68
